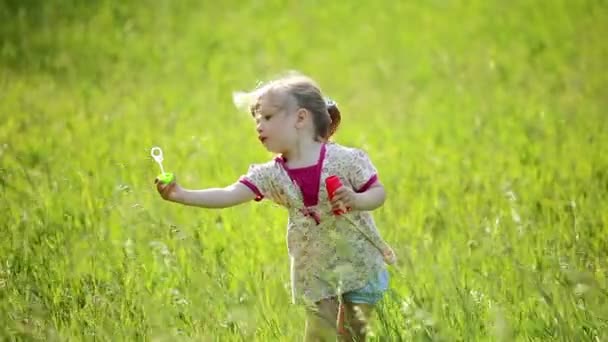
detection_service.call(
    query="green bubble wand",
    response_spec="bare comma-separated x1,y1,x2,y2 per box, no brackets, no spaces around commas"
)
150,146,175,184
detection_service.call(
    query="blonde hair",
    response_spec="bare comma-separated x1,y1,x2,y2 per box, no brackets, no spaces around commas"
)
233,72,341,141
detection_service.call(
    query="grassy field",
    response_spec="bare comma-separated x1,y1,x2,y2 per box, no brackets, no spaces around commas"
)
1,0,607,340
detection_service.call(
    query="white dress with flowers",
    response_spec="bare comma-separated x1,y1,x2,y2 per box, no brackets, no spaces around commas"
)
239,142,391,305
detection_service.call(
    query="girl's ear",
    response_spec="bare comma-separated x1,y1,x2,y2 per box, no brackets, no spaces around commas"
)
295,108,309,128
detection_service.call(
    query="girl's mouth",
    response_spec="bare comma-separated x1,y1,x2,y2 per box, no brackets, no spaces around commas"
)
259,136,267,143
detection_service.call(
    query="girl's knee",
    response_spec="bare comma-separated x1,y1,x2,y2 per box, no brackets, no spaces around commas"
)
304,297,341,341
305,314,337,341
342,303,374,341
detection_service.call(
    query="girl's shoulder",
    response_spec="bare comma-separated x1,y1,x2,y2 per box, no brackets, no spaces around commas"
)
325,142,369,160
245,157,282,174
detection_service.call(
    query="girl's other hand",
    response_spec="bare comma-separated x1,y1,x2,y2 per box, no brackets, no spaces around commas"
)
155,176,181,201
382,246,397,265
330,186,356,212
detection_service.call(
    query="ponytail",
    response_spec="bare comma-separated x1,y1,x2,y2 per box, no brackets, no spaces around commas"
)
325,98,341,140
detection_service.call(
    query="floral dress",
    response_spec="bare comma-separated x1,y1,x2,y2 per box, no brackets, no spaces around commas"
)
239,142,391,305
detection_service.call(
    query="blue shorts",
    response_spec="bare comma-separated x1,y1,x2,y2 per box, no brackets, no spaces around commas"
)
343,268,389,305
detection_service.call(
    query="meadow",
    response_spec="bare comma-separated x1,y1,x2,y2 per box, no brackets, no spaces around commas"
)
1,0,607,340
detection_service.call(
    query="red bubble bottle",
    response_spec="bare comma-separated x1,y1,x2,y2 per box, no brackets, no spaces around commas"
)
325,175,350,215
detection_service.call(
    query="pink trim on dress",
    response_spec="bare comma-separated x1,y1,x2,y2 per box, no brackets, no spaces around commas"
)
239,178,264,201
356,174,378,193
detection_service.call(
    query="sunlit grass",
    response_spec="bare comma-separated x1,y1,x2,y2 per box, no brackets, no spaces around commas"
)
1,0,607,340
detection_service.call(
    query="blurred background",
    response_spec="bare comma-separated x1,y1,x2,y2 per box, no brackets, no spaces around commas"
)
1,0,606,340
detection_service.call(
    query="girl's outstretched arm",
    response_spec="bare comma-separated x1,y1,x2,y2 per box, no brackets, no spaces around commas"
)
156,178,256,208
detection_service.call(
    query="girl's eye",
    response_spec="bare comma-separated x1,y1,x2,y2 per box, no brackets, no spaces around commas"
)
264,115,272,121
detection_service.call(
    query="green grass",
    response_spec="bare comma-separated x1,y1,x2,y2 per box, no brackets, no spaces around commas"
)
1,0,607,340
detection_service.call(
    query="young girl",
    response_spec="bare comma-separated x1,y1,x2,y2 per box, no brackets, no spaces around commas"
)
155,73,396,341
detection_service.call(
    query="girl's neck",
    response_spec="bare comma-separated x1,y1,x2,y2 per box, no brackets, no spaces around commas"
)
282,139,323,168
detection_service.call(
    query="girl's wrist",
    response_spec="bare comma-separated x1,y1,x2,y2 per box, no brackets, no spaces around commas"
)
170,187,185,203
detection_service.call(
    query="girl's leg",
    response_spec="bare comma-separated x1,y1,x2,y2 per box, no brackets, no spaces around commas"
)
340,268,389,340
304,297,340,342
340,302,375,342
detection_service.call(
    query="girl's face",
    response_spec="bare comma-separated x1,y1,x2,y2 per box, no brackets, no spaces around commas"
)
253,94,299,154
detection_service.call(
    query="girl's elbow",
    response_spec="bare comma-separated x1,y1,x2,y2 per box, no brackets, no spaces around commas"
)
378,190,387,206
369,183,386,209
376,183,387,203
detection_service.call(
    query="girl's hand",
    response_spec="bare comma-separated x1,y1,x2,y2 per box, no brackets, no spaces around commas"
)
330,186,358,212
382,246,397,265
155,176,182,201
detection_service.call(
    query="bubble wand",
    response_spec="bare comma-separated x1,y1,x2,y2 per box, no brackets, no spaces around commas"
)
150,147,175,184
